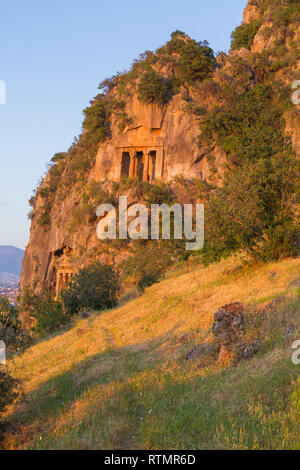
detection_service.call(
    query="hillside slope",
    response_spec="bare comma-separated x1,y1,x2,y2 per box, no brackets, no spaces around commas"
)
4,255,300,450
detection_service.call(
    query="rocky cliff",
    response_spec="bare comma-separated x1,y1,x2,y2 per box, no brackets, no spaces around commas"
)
21,0,300,295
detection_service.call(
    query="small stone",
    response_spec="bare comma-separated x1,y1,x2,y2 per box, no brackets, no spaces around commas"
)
235,341,260,361
186,343,215,361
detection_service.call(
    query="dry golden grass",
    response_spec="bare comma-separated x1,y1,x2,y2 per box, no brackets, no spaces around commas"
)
3,255,300,450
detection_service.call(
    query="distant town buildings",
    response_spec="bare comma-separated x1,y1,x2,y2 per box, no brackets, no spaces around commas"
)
0,273,20,305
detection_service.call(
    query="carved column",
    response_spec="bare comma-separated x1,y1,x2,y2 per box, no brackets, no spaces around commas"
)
149,154,153,183
55,271,60,299
128,150,135,177
118,149,123,180
143,152,150,182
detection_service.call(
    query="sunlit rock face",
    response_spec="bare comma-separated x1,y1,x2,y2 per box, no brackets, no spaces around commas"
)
93,94,212,184
21,0,300,296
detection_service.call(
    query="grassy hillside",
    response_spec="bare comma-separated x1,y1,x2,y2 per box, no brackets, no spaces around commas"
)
3,255,300,450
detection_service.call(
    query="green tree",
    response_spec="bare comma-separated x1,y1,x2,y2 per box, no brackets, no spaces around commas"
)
138,69,171,105
200,84,300,263
0,368,21,415
203,153,299,263
0,296,19,330
31,292,66,336
83,95,110,144
177,40,215,85
231,20,262,50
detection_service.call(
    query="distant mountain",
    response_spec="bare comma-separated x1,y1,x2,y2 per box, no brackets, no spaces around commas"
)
0,246,24,277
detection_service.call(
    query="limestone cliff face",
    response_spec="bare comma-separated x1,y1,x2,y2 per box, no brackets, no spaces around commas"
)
21,85,216,295
21,0,300,295
92,94,211,183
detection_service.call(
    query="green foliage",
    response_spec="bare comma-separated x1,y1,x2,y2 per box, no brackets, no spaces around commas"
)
0,296,31,354
142,182,174,206
20,290,66,337
34,152,68,230
50,152,67,164
231,19,262,50
68,181,117,232
123,242,173,291
0,295,19,330
83,95,110,145
117,111,133,133
201,84,286,164
0,368,21,414
119,178,174,206
62,262,120,315
33,294,66,337
138,69,171,105
177,40,216,85
170,30,189,39
200,84,300,263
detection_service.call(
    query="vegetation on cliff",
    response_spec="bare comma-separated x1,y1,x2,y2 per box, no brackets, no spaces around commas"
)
231,19,263,50
22,0,299,314
201,83,299,263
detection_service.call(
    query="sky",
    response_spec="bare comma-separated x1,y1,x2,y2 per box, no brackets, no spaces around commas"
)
0,0,247,250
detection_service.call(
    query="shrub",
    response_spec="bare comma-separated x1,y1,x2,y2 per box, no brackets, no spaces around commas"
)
200,84,300,263
0,368,21,414
271,1,300,28
62,262,120,315
231,20,262,50
0,296,31,354
142,182,174,206
170,30,188,40
35,153,67,230
203,153,299,264
31,292,66,336
19,289,67,337
83,95,110,145
138,69,171,105
177,40,215,85
0,296,19,330
123,242,173,291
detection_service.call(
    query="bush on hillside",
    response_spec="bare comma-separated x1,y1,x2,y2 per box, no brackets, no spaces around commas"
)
0,296,31,354
32,293,66,336
34,152,68,230
200,84,300,263
62,262,120,315
0,368,21,415
123,242,173,291
0,296,19,331
138,69,171,105
19,289,67,337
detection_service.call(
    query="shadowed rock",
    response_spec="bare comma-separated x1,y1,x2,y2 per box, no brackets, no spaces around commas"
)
212,302,245,346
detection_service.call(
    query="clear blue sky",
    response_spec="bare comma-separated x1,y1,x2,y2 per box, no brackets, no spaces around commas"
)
0,0,247,249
